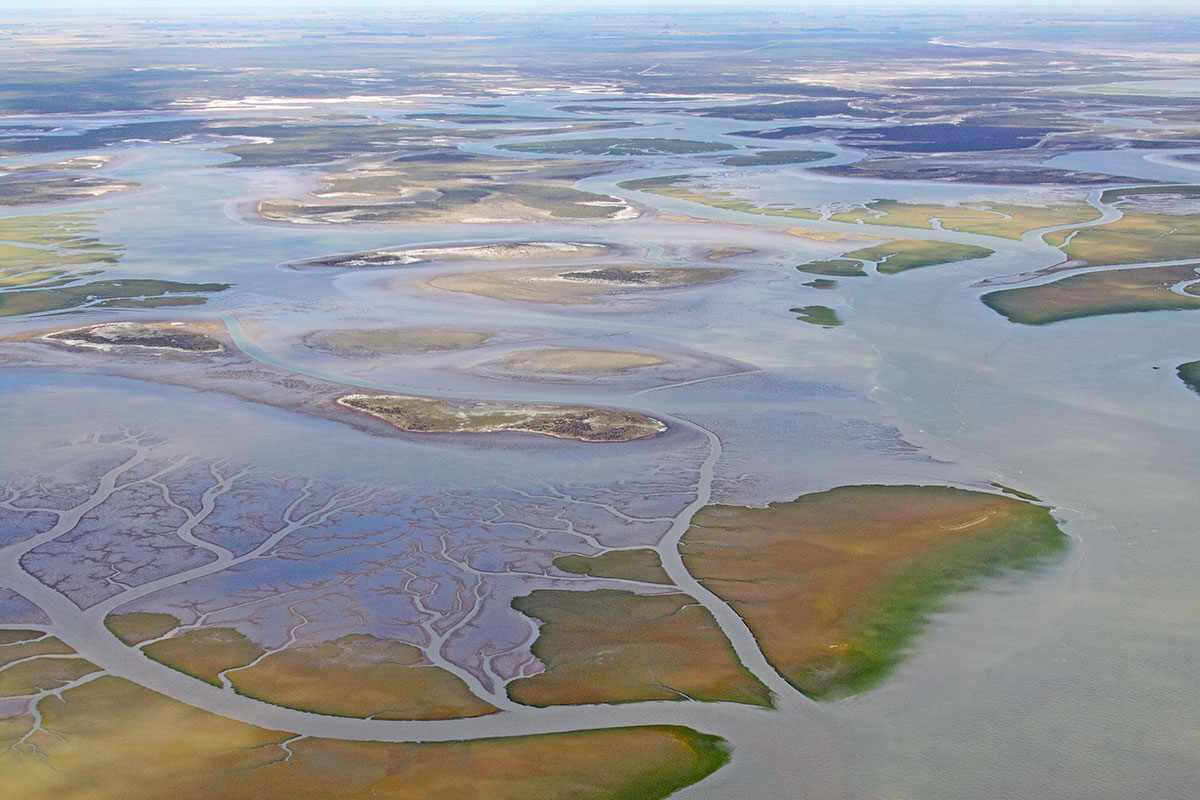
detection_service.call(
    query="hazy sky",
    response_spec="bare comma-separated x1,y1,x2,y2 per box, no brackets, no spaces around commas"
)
17,0,1200,10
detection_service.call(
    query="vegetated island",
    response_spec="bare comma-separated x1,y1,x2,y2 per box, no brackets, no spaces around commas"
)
337,393,666,442
104,614,495,720
982,263,1200,324
303,328,493,356
0,656,729,800
680,484,1067,700
284,241,607,270
721,149,834,167
797,239,994,276
507,588,773,708
1043,186,1200,266
43,322,223,353
1177,360,1200,396
790,305,842,327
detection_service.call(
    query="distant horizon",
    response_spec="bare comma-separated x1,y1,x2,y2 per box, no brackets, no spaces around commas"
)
7,0,1200,13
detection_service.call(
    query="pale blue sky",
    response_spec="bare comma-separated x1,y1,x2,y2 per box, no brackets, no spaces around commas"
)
14,0,1200,10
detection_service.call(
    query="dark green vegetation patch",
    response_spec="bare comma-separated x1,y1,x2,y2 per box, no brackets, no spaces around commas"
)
722,149,834,167
790,305,842,326
1177,361,1200,397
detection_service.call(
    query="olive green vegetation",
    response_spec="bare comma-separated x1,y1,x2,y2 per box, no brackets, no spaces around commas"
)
680,486,1069,701
0,212,122,289
0,279,229,317
104,612,180,645
794,497,1067,699
790,305,842,326
225,634,499,720
1178,360,1200,397
508,589,773,708
803,278,838,289
0,630,44,645
795,259,867,277
0,212,227,316
722,149,834,167
2,665,731,800
837,239,994,274
553,548,673,585
499,138,735,156
1045,212,1200,266
141,627,264,686
830,199,1100,240
981,263,1200,325
618,175,819,220
991,483,1042,502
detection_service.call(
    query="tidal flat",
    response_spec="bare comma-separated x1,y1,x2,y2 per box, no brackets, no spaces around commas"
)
3,9,1200,800
426,265,733,304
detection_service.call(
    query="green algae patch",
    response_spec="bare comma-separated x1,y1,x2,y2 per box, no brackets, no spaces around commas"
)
790,305,842,327
4,673,731,800
1179,360,1200,396
982,263,1200,325
227,634,498,720
553,548,673,585
681,485,1067,701
509,588,773,708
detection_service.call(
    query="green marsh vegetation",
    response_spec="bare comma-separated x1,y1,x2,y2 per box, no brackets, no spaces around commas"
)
0,213,227,316
982,263,1200,324
508,589,773,708
3,664,731,800
796,238,993,276
827,199,1099,240
618,174,819,219
1178,361,1200,396
681,485,1068,700
790,305,842,326
1044,187,1200,266
553,548,673,584
721,149,834,167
